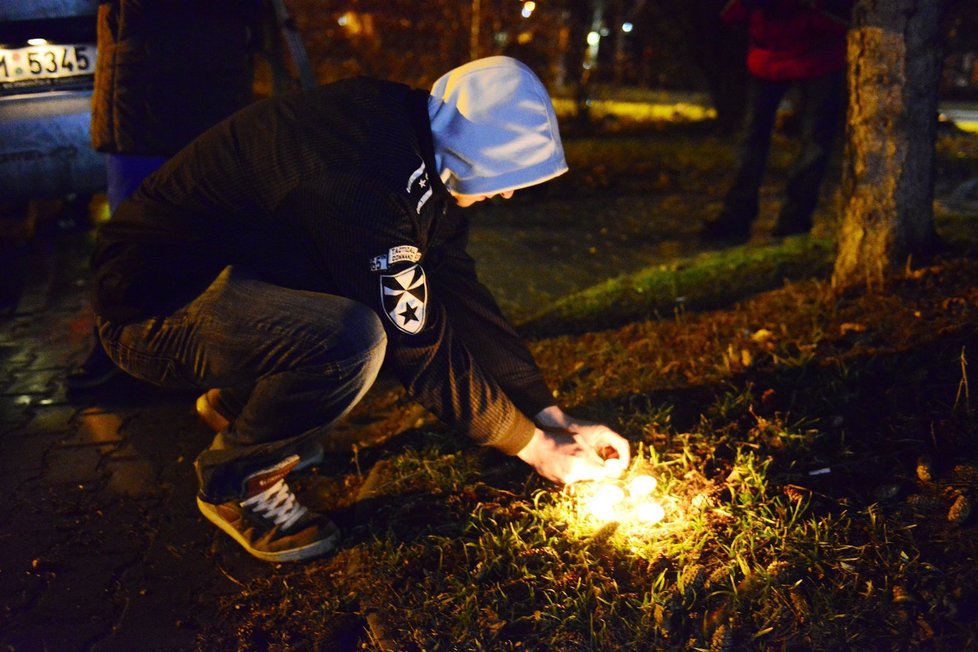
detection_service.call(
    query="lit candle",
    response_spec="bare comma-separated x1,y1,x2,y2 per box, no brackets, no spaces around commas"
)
585,484,625,521
634,500,665,524
627,474,657,498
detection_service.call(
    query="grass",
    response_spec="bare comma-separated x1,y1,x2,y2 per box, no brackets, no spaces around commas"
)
195,128,978,650
519,235,836,337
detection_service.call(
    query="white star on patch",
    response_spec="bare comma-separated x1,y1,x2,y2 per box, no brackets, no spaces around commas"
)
380,265,427,334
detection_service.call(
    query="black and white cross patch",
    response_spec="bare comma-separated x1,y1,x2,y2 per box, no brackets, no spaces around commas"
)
380,265,427,334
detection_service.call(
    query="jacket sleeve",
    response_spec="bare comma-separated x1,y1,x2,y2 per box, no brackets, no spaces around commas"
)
426,214,554,419
720,0,749,24
816,0,854,26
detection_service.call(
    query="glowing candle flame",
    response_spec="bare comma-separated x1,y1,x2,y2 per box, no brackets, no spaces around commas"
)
627,474,657,498
633,500,666,524
585,484,625,521
575,467,668,531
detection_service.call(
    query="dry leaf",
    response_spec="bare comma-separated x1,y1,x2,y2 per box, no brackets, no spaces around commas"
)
750,328,775,344
948,494,971,525
840,322,867,335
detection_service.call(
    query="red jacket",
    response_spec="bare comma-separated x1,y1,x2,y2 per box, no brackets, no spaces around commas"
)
721,0,852,81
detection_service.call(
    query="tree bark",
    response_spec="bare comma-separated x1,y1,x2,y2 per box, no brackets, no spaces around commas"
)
832,0,945,290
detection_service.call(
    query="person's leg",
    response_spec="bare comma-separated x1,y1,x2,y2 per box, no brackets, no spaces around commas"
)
100,265,386,496
195,386,325,471
105,153,168,212
704,76,789,241
774,70,845,235
67,154,170,391
98,266,386,560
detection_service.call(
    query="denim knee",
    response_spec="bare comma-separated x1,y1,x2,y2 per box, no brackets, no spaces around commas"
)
345,303,387,371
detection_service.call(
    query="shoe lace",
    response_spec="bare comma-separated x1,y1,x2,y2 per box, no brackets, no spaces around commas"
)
241,479,308,530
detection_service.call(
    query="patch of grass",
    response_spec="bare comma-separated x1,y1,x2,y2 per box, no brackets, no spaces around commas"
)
520,236,836,337
201,253,978,651
196,130,978,651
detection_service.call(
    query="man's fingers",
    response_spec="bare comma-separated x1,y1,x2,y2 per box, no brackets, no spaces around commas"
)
609,439,631,467
582,428,631,469
575,444,629,483
603,457,627,477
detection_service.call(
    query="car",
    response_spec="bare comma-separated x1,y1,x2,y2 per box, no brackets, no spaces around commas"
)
0,1,104,207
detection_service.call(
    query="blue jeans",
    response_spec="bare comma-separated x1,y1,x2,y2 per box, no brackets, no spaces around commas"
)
97,266,387,502
106,154,168,213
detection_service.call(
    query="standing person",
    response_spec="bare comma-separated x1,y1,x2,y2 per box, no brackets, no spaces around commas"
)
701,0,853,242
67,0,259,390
90,56,631,563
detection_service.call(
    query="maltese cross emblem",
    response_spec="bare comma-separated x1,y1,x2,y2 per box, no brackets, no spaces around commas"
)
380,265,427,334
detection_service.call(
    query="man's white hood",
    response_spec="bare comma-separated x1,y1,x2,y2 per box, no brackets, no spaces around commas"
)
428,56,568,196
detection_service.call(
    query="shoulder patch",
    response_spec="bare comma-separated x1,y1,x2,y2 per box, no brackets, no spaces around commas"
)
370,245,422,272
406,158,433,214
380,264,427,334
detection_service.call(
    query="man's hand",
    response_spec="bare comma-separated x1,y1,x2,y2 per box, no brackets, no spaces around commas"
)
516,406,631,485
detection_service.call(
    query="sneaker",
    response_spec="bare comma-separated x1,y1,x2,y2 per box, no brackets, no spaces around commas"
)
770,217,812,237
197,455,339,562
197,390,325,471
66,341,123,390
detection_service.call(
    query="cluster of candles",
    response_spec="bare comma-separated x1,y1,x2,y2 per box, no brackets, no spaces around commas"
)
580,473,666,525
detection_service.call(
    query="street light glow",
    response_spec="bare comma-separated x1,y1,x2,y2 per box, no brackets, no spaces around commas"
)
586,31,601,46
521,1,536,18
622,22,634,33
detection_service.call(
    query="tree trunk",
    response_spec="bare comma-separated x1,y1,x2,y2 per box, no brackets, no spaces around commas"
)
832,0,945,290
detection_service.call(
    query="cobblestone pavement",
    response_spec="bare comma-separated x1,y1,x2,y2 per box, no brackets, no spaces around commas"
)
0,219,232,650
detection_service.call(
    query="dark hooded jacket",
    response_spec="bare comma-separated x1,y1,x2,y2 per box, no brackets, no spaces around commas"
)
91,77,555,455
90,0,258,156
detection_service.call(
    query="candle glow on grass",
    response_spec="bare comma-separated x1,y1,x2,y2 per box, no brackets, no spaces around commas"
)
575,470,668,529
532,448,710,550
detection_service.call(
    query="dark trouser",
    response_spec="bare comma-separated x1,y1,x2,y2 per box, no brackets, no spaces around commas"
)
98,266,387,503
721,70,845,229
106,153,168,213
75,155,168,379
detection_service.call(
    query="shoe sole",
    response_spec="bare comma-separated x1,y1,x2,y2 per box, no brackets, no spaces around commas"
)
197,497,339,563
65,366,123,391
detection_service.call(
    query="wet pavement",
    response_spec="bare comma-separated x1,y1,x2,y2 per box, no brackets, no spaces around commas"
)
0,218,224,650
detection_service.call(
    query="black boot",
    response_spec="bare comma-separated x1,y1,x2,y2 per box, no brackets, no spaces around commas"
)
770,217,812,237
771,204,813,237
66,335,122,391
700,207,753,243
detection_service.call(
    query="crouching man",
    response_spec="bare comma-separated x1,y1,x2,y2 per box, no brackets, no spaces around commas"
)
91,57,630,562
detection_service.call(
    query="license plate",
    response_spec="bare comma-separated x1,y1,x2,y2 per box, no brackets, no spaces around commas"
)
0,43,95,94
